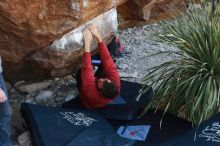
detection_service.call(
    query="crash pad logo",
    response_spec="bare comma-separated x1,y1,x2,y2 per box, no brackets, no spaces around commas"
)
198,122,220,143
60,112,97,126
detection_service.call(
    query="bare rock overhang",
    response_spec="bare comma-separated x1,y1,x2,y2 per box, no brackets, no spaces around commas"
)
27,8,118,77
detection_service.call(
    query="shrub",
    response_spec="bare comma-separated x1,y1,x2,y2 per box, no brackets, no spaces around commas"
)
142,3,220,126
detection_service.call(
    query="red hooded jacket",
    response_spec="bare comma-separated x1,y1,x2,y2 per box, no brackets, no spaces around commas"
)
80,41,120,109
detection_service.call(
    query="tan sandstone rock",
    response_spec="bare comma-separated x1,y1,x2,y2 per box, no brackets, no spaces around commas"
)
0,0,126,82
117,0,186,29
0,0,186,82
28,8,118,77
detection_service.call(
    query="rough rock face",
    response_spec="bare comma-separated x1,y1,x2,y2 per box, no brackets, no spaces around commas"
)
28,8,118,77
117,0,186,29
0,0,186,82
0,0,126,82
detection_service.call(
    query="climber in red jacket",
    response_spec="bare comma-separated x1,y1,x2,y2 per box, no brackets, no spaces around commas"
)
77,25,120,109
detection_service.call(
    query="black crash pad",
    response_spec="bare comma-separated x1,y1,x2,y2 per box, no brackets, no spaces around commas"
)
162,112,220,146
110,109,192,146
63,80,153,121
21,103,133,146
21,103,192,146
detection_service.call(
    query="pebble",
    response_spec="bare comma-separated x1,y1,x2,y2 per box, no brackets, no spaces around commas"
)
65,94,77,102
116,23,177,82
17,80,53,93
35,90,53,101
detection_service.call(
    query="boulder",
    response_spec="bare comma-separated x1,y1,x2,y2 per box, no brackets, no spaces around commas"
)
0,0,126,82
28,8,118,77
117,0,186,29
0,0,187,82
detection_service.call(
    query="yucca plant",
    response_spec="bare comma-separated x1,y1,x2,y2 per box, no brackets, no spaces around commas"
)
141,3,220,126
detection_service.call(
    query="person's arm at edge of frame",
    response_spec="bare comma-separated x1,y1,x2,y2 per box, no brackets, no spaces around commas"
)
0,88,7,103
